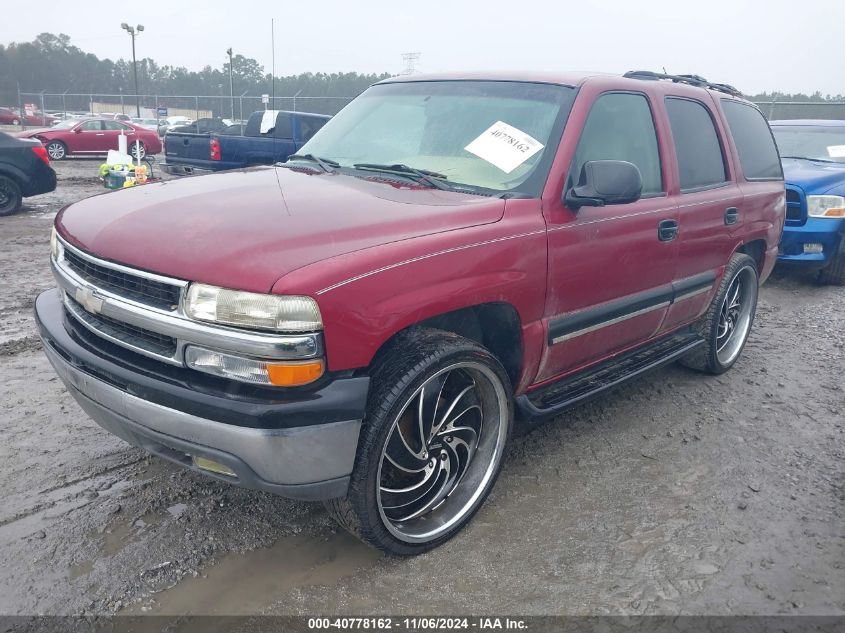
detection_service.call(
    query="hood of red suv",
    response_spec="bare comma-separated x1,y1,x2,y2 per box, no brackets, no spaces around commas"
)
56,166,506,294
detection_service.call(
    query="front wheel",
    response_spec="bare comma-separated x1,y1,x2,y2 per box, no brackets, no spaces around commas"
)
681,253,759,374
818,251,845,286
326,328,512,555
45,141,67,161
0,175,23,216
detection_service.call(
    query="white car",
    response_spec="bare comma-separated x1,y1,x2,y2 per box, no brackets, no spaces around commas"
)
131,118,162,131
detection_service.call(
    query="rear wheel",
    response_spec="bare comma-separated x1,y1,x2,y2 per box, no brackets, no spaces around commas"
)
45,141,67,161
325,328,512,556
129,142,146,160
818,251,845,286
681,253,759,374
0,175,23,216
11,118,20,126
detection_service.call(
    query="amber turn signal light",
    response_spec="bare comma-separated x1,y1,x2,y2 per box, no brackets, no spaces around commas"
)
266,360,325,387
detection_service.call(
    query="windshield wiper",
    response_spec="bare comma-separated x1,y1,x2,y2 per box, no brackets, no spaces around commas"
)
284,154,340,172
781,155,839,164
352,163,453,191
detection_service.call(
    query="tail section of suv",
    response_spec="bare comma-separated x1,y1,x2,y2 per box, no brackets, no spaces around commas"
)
36,71,785,555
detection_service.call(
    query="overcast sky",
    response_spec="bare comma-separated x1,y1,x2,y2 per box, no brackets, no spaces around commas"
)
4,0,844,96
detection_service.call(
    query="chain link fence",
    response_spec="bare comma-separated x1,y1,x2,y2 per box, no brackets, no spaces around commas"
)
0,91,356,129
752,101,845,121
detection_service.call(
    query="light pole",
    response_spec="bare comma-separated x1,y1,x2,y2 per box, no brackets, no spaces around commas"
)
226,48,235,120
121,23,144,117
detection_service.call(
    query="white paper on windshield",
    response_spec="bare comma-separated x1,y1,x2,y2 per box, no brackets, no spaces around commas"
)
464,121,544,173
827,145,845,158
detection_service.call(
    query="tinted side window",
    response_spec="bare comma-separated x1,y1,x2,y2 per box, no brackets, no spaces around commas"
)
272,113,293,139
572,93,662,195
665,98,727,191
299,116,327,142
721,100,783,180
79,120,103,131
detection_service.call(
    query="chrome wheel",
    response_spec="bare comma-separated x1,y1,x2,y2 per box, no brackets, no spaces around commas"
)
46,142,66,160
130,143,146,160
376,361,508,543
716,265,757,365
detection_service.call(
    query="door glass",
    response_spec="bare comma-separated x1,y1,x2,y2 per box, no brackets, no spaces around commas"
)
572,93,663,196
79,120,103,131
665,98,727,191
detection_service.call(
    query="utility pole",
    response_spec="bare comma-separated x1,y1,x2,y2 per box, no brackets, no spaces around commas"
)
401,52,421,75
121,23,144,117
226,48,235,120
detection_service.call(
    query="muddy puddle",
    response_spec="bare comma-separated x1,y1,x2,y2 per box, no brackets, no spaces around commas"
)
130,529,381,623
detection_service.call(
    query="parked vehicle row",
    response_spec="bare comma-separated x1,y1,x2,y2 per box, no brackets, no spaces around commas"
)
37,70,786,555
0,107,56,127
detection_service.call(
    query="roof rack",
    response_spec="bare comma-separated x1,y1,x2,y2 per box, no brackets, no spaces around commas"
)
623,70,743,97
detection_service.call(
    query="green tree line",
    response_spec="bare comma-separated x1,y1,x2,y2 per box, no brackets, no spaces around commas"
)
0,33,390,115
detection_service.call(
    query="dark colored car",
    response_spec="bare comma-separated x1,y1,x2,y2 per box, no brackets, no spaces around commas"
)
38,71,784,555
16,119,163,160
0,131,57,216
770,119,845,284
161,110,329,176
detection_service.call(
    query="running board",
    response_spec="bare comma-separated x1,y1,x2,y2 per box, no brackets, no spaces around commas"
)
516,332,704,420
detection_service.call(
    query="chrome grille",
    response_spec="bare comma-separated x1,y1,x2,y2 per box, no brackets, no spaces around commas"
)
65,294,178,361
63,248,182,311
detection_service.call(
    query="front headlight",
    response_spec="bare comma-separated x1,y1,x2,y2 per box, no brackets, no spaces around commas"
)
807,195,845,218
184,283,322,332
50,227,60,260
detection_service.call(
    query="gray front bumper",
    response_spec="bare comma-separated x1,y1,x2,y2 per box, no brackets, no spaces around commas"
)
42,340,361,501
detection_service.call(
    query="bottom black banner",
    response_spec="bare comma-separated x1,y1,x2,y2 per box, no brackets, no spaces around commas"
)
0,616,843,633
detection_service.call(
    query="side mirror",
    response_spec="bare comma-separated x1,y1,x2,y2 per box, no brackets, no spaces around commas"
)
73,127,82,134
564,160,643,211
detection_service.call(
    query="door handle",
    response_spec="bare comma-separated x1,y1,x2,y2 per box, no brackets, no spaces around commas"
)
658,219,678,242
724,207,739,225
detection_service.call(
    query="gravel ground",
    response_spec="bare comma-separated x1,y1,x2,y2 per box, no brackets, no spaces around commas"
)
0,159,842,619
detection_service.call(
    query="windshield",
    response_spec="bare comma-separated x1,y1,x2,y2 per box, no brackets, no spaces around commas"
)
297,80,576,194
772,125,845,163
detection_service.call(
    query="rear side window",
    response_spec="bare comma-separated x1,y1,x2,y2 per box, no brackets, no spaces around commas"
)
298,116,327,142
665,98,727,191
572,92,663,196
721,101,783,180
273,113,293,139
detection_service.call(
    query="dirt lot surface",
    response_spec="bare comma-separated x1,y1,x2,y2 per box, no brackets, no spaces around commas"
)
0,160,842,620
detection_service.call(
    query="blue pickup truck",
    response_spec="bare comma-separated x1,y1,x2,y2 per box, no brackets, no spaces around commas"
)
770,119,845,285
161,110,330,176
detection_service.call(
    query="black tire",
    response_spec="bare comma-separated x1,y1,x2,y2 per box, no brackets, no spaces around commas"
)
45,140,67,161
680,253,759,374
818,251,845,286
325,327,513,556
0,175,23,216
129,142,146,160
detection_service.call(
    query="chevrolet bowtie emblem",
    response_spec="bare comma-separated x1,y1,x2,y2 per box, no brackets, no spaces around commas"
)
75,287,104,314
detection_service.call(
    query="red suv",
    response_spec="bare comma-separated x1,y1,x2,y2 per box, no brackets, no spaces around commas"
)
36,71,785,555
